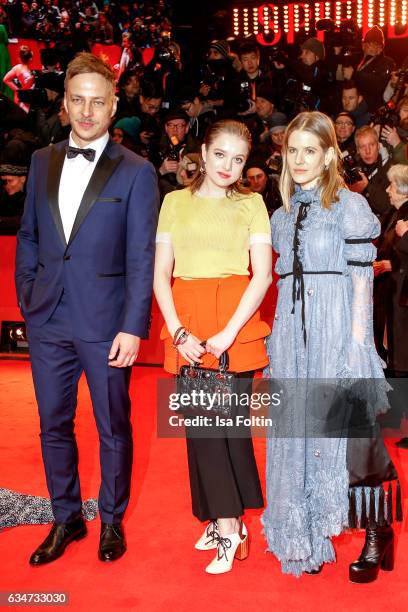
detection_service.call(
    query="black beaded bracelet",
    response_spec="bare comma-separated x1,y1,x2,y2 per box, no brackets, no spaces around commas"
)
172,326,185,346
175,330,190,346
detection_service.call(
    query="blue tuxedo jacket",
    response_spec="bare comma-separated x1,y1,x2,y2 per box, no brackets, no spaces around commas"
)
15,138,159,341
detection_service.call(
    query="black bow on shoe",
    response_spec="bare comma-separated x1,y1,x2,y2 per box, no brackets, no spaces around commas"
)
66,146,96,162
215,534,232,561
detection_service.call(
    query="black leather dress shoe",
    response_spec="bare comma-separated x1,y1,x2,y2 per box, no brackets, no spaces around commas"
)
98,522,126,562
29,516,87,566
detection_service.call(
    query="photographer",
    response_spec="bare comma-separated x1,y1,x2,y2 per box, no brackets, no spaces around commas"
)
346,26,395,113
198,40,237,111
380,95,408,165
0,162,27,235
253,83,287,145
144,41,185,110
383,56,408,104
156,108,200,198
340,81,371,127
334,111,356,154
30,71,65,146
244,153,282,217
350,125,391,220
227,41,275,117
178,86,217,142
116,69,141,121
273,37,329,115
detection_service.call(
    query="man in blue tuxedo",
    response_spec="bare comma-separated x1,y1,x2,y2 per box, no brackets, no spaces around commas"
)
15,53,159,565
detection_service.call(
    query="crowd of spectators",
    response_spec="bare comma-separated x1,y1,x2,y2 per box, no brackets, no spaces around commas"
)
1,17,408,222
0,1,172,46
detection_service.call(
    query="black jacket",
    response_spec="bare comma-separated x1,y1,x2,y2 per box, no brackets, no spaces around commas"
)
354,53,395,113
360,156,392,221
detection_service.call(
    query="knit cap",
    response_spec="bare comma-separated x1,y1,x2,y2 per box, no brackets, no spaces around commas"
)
363,26,385,47
209,40,230,59
301,37,325,61
114,116,141,141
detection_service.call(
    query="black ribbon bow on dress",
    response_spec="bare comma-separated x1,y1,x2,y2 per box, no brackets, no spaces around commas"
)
66,146,96,162
290,187,318,346
292,202,310,345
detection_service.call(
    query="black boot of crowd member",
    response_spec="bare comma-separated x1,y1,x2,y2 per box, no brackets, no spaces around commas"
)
349,525,394,583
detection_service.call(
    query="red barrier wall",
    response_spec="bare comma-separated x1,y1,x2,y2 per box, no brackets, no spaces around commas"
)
0,236,165,363
0,237,277,363
7,39,155,72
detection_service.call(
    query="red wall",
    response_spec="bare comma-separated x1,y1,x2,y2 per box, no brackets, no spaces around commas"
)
8,39,155,72
0,237,277,363
0,236,165,363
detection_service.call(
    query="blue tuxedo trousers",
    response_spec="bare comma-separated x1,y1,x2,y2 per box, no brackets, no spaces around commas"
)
27,290,133,524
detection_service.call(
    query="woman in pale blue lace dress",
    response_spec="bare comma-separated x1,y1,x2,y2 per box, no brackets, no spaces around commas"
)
262,112,401,581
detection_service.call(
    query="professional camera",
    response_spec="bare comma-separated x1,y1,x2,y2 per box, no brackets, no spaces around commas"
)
139,114,162,143
283,80,319,115
391,68,408,103
267,46,288,65
235,78,257,113
199,62,225,90
342,151,362,185
158,135,183,166
372,69,408,131
318,19,361,67
151,44,177,72
371,105,400,129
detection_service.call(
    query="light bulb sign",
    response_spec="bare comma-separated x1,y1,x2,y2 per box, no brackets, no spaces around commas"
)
232,1,408,45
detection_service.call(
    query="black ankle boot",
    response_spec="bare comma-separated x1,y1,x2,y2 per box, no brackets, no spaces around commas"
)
349,525,394,583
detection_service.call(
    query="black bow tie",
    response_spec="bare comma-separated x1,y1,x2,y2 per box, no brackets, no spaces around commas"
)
66,145,96,162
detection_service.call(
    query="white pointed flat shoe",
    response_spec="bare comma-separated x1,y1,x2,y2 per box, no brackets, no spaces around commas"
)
205,522,249,574
195,520,219,551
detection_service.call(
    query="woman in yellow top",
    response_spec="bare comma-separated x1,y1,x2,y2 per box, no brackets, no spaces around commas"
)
154,119,272,574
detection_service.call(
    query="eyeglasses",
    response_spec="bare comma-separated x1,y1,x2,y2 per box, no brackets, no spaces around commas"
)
166,122,186,130
335,121,354,127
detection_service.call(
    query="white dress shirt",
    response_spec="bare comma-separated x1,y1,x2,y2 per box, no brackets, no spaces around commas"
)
58,132,110,242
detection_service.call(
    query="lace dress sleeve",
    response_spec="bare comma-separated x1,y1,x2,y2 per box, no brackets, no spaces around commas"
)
342,191,389,414
342,191,380,348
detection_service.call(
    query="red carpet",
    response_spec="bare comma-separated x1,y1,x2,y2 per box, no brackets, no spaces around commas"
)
0,360,407,611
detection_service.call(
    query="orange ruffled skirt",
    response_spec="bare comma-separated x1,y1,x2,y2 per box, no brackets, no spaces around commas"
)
161,275,271,374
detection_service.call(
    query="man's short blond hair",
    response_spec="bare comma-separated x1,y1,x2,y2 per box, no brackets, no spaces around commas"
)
65,52,116,95
354,125,379,146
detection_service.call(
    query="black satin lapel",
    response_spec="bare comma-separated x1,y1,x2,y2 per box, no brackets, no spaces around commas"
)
47,145,67,247
67,151,123,247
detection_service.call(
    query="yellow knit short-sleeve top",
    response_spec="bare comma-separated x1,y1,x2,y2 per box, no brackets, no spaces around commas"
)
156,188,272,278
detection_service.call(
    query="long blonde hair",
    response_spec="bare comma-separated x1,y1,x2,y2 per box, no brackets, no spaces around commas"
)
189,119,251,197
279,111,346,211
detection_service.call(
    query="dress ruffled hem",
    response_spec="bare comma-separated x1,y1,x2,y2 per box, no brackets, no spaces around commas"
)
261,466,349,577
